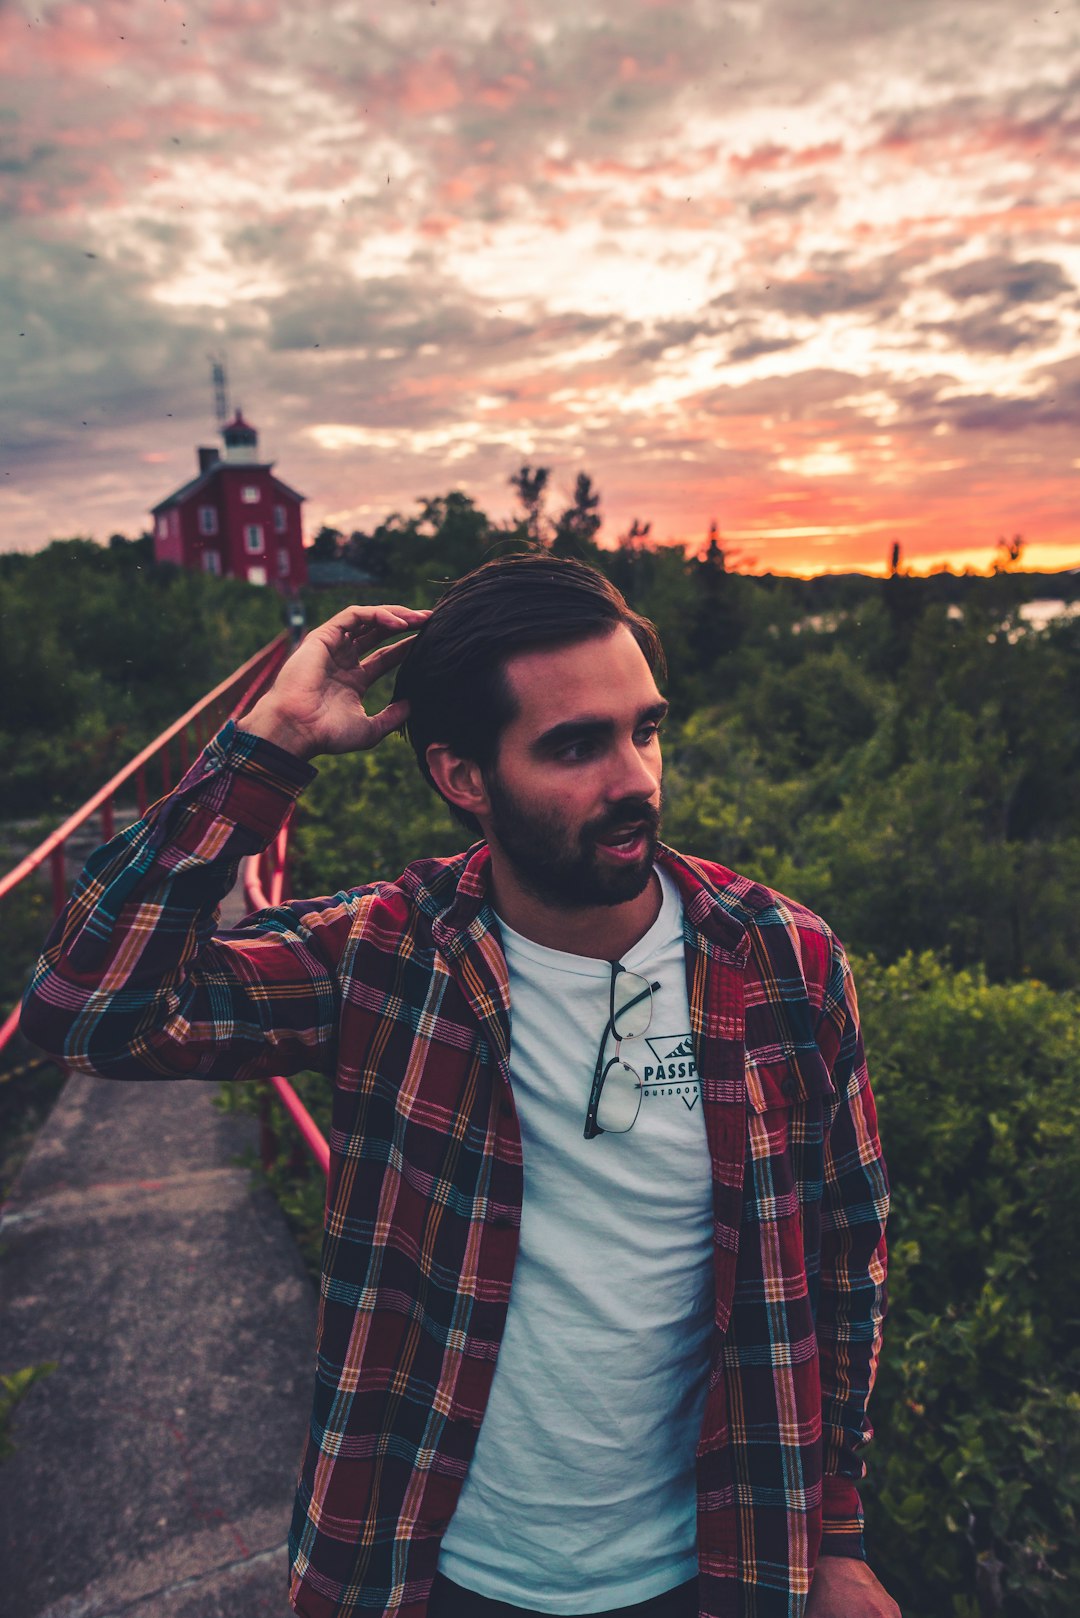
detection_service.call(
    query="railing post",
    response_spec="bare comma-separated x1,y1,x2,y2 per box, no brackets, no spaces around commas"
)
179,727,189,776
136,764,147,816
270,814,291,907
101,797,114,842
50,844,66,916
160,741,171,795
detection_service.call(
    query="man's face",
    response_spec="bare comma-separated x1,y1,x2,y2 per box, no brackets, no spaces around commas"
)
479,626,667,909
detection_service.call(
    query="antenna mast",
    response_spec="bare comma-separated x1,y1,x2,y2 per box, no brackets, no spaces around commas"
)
208,354,230,424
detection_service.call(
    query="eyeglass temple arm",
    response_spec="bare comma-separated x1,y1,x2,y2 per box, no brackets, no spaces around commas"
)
618,980,661,1019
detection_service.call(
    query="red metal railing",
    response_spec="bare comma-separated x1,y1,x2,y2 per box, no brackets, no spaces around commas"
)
243,835,331,1179
0,633,291,1061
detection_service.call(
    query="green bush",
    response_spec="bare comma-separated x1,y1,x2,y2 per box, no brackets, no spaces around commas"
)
0,540,282,817
857,952,1080,1616
288,733,465,898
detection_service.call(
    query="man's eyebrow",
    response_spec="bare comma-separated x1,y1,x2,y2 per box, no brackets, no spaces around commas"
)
531,700,669,755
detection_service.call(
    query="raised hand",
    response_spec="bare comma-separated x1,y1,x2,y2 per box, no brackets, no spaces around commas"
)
240,603,431,761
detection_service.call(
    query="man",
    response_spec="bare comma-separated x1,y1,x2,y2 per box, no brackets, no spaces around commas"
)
23,555,895,1618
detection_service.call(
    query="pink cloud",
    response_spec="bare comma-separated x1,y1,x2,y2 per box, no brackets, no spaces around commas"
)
398,51,464,116
729,140,843,176
476,73,531,111
23,4,130,76
4,160,128,217
418,214,458,238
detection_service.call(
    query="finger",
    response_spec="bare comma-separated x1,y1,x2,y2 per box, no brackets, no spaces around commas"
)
321,609,421,668
331,604,430,637
355,633,419,686
364,698,410,746
340,616,428,661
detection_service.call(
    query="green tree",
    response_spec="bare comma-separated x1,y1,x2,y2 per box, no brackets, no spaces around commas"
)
858,953,1080,1617
551,472,602,559
508,465,550,544
310,526,343,562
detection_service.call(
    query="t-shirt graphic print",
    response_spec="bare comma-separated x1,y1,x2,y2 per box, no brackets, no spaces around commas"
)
641,1032,700,1109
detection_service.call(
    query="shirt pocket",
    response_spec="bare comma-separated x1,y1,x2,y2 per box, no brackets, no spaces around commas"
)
743,1047,837,1213
744,1045,836,1114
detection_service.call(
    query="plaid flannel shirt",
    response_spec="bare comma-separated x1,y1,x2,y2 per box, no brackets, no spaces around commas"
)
22,722,889,1618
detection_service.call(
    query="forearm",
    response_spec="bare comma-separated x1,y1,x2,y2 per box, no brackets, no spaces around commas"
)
20,722,335,1083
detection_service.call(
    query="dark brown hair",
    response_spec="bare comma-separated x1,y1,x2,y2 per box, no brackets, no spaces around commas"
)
393,553,666,833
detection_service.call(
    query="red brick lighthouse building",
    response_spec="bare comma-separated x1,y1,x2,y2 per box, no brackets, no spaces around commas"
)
151,409,307,593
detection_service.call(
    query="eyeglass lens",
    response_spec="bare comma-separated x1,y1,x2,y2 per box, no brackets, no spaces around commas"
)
596,971,655,1134
612,972,654,1038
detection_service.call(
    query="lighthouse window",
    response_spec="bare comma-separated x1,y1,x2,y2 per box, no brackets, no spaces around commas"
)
247,565,268,587
273,504,287,534
241,485,260,504
277,546,291,578
244,524,265,553
202,549,222,576
198,506,218,536
156,514,169,539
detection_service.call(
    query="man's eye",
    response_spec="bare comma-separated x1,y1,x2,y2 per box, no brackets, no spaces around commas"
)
556,739,597,762
634,723,662,745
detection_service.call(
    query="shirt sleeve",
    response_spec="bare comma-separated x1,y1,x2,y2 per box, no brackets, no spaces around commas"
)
813,937,890,1560
20,721,352,1084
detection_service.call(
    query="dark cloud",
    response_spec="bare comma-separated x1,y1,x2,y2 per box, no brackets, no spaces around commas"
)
767,254,910,320
620,317,711,363
919,310,1061,355
945,354,1080,432
933,255,1074,307
695,366,869,419
0,237,212,447
262,275,614,367
746,188,823,218
949,395,1073,433
727,333,799,363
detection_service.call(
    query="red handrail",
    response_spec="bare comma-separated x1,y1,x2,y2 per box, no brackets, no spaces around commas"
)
242,836,331,1180
0,632,291,1060
1,622,328,1183
267,1073,331,1179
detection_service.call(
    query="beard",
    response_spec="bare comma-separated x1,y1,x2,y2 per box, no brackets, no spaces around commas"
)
484,769,662,909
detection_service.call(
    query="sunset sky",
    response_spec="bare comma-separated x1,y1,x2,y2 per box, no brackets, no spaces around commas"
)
3,0,1079,575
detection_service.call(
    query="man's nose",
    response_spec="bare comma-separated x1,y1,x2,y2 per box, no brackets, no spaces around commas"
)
605,740,660,803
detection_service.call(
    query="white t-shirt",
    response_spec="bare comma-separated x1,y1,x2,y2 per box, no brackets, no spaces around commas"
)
438,867,714,1614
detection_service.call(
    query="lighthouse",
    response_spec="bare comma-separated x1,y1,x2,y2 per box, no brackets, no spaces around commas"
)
150,408,307,594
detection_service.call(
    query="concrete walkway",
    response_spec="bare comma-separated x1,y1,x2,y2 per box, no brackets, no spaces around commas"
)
0,879,318,1618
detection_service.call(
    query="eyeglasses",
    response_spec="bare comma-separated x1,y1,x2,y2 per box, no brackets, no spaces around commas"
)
583,965,660,1140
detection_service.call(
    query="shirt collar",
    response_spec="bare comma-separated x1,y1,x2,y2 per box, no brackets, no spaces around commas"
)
426,840,754,961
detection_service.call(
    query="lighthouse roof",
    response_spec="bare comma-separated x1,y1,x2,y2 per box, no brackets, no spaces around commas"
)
222,408,258,445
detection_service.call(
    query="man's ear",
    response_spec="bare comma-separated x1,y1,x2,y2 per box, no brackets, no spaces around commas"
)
426,744,491,824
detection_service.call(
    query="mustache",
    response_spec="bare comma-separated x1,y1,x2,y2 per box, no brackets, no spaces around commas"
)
583,798,662,845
